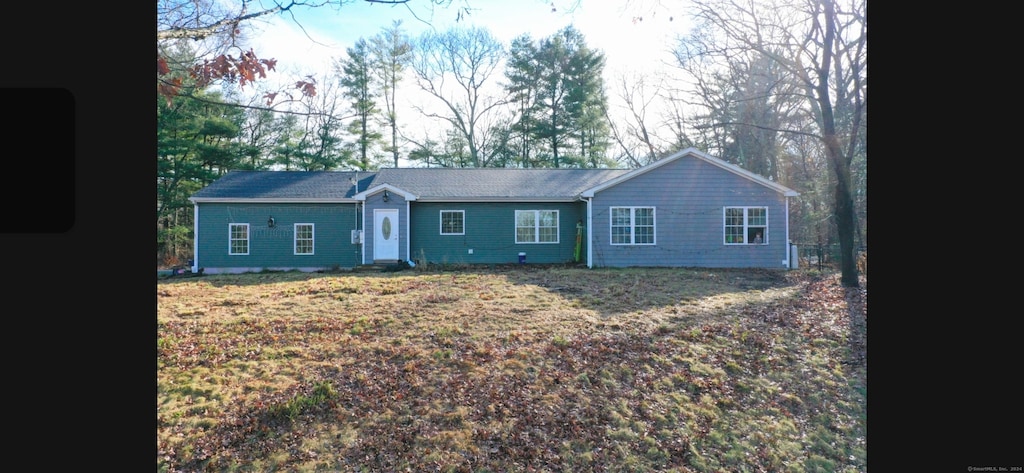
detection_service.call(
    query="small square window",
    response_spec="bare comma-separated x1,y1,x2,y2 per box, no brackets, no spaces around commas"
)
440,210,465,235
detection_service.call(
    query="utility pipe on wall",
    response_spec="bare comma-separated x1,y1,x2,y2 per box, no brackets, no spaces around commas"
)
406,199,411,263
585,197,593,268
192,203,199,273
784,195,791,268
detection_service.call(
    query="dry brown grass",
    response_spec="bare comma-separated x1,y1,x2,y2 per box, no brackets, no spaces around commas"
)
158,266,866,473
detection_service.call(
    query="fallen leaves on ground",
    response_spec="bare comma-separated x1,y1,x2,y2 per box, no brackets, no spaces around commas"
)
158,267,866,473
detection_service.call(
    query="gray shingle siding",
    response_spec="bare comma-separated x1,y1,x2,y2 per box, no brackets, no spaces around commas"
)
195,203,361,273
589,155,790,268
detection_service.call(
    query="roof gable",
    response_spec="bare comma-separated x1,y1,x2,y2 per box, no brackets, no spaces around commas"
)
580,148,799,198
351,182,419,201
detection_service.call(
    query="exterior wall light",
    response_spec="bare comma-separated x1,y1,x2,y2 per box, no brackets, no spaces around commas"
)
267,216,276,228
383,190,390,202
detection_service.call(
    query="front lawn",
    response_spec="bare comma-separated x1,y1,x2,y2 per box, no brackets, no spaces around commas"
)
158,266,866,472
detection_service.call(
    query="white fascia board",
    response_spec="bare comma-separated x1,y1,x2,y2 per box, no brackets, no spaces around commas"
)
692,150,801,197
352,183,418,201
580,147,799,198
415,197,579,203
580,148,692,197
188,198,358,203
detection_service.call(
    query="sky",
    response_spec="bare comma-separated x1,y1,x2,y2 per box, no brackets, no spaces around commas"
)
231,0,695,163
246,0,690,79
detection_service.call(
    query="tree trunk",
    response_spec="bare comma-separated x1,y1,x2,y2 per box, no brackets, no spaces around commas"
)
818,0,859,288
392,118,399,168
825,132,859,287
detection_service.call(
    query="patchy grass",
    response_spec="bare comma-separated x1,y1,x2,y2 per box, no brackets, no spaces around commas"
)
158,266,866,473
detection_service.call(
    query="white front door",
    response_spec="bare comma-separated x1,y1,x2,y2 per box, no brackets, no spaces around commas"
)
373,209,399,261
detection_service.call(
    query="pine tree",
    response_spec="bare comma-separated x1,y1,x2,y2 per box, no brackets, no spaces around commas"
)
370,20,413,168
338,38,383,171
507,26,609,168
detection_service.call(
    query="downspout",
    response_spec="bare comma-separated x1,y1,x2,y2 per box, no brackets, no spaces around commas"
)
585,197,593,268
784,195,791,268
192,203,199,273
405,199,411,263
352,173,362,266
354,200,362,267
353,172,359,230
360,204,366,265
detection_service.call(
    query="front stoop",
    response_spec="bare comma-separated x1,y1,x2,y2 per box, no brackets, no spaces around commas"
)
352,264,390,272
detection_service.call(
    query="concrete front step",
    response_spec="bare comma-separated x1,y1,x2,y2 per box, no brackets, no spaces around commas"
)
351,264,387,272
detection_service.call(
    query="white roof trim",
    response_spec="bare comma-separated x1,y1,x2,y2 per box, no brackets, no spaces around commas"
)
352,183,418,201
416,197,579,203
189,198,358,203
580,147,799,197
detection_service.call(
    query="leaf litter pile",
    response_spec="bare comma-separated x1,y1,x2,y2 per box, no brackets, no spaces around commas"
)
158,266,866,472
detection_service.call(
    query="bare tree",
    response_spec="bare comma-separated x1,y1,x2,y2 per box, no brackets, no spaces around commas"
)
677,0,866,287
659,88,698,152
606,71,672,168
410,26,507,167
157,0,457,108
298,78,351,170
266,76,351,170
681,51,805,180
157,0,336,105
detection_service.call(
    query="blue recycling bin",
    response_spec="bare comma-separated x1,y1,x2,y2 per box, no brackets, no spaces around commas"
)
518,252,526,264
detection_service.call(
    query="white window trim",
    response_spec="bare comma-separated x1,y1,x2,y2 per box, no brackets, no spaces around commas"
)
294,223,315,255
609,206,657,246
229,223,249,255
515,209,560,244
439,210,465,235
723,207,768,245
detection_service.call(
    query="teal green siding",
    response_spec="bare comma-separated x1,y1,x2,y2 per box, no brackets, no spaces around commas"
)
409,201,586,264
195,203,361,273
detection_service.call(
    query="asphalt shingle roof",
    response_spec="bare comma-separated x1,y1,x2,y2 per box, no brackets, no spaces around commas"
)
191,168,632,201
369,168,631,199
190,171,373,200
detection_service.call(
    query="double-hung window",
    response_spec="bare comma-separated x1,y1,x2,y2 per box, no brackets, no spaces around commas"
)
229,223,249,255
294,223,314,255
724,207,767,244
440,210,465,235
516,210,559,243
610,207,656,245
